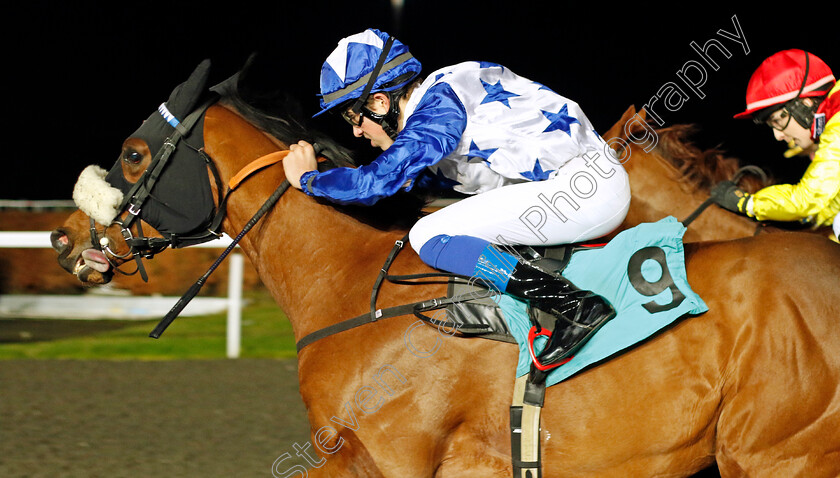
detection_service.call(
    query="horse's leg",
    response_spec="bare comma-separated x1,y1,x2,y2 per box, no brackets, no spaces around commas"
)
714,451,747,478
421,335,524,477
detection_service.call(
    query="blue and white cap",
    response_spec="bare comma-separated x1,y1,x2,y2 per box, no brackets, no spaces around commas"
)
314,28,422,117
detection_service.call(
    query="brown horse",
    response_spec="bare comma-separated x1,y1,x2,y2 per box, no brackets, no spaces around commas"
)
51,62,840,477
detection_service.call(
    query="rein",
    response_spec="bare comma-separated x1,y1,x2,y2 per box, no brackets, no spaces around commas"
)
681,165,769,230
151,148,494,343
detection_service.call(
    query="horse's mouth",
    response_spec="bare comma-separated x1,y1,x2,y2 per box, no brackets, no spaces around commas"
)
73,249,113,283
76,249,110,273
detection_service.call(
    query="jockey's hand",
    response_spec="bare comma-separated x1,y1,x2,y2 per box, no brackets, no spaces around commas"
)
710,180,751,216
284,140,318,189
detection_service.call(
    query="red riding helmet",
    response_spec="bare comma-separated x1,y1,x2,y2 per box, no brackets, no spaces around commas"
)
734,49,835,120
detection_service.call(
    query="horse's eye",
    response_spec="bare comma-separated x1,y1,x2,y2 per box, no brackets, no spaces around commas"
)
123,151,143,164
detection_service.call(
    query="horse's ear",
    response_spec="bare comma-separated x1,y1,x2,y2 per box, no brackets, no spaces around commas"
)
604,105,637,141
165,59,213,118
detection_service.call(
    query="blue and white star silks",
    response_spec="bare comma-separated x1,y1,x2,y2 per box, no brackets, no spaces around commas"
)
322,30,386,86
304,60,613,203
414,165,463,190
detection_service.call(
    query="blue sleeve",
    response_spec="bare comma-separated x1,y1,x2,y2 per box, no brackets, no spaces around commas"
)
302,83,467,206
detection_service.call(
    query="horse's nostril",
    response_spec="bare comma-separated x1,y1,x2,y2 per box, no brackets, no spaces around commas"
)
50,230,70,251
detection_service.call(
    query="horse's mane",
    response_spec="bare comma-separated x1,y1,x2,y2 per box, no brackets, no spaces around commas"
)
211,54,427,230
651,124,769,194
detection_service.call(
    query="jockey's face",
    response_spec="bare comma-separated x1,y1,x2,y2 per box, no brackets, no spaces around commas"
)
766,101,816,151
345,93,395,151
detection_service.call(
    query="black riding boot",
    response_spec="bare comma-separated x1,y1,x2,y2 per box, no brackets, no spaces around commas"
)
504,259,616,368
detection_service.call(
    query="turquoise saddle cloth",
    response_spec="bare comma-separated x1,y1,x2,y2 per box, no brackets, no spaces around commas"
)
499,217,708,386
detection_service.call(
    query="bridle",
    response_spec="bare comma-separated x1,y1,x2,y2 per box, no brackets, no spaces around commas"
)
77,81,346,338
87,217,169,281
88,96,226,282
82,96,303,338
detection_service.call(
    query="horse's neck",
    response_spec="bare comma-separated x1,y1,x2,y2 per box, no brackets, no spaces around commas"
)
202,104,416,340
251,193,408,339
623,147,757,241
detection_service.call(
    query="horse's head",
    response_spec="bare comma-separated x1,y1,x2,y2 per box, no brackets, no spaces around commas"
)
52,60,223,285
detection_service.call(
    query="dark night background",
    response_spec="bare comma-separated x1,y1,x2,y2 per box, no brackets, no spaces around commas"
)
4,1,837,201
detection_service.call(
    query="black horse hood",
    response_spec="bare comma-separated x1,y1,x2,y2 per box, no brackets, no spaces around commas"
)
104,60,217,239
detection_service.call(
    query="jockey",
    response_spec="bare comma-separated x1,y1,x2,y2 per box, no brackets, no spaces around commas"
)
283,29,631,366
711,49,840,242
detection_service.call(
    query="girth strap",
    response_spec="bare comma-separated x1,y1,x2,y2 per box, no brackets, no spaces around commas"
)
510,375,545,478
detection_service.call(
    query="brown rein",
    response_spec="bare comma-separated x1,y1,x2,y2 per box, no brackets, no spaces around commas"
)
228,149,291,190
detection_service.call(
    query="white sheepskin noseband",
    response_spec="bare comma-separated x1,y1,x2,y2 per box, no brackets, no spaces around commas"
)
72,165,125,225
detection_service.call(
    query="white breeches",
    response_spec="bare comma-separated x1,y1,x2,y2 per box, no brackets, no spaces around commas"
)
409,153,631,253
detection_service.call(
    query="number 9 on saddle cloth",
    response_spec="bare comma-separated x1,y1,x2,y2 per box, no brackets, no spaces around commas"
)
441,217,708,388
